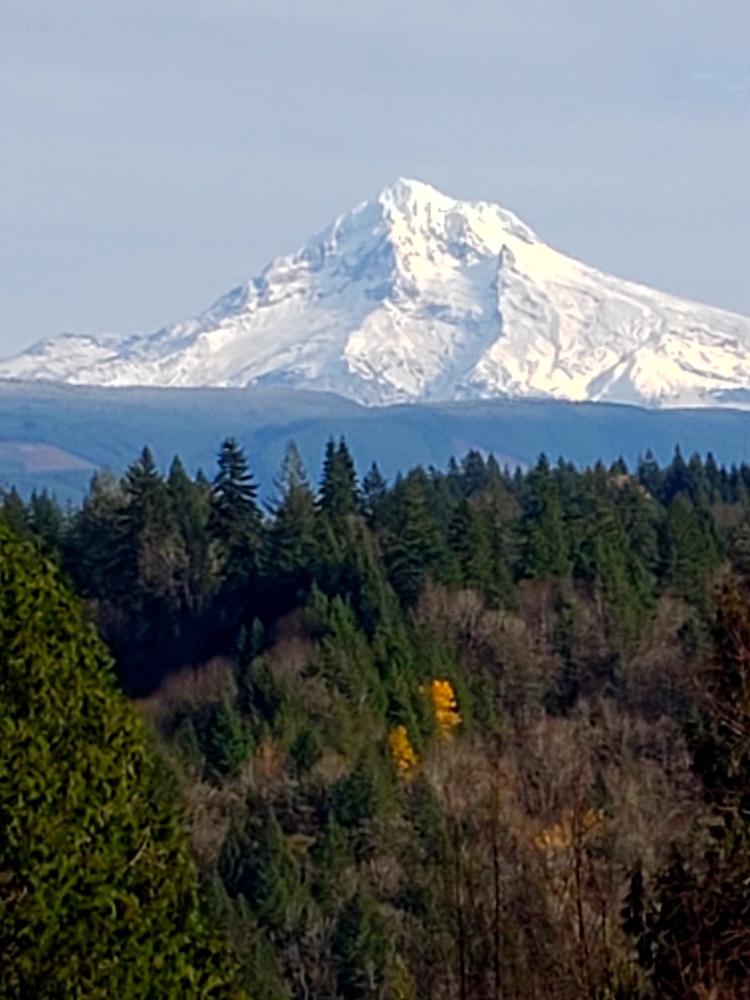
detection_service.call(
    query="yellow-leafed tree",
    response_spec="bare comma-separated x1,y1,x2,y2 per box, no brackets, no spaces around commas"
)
389,725,418,777
425,679,461,738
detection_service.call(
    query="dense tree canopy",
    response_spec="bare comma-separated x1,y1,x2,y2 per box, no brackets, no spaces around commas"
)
6,437,750,998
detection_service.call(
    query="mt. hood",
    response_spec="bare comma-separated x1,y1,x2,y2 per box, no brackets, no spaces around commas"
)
5,178,750,408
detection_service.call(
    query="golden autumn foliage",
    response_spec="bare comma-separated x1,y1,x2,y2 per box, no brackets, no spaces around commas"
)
389,725,418,778
423,679,461,739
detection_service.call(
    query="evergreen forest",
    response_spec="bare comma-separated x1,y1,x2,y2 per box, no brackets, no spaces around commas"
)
6,436,750,998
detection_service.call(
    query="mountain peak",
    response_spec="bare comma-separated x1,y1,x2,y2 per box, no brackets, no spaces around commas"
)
3,181,750,409
375,177,538,248
379,176,451,210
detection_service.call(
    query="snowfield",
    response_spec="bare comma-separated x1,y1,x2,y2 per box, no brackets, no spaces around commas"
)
4,178,750,409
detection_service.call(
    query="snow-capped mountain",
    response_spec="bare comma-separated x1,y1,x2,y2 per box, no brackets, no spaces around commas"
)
5,178,750,408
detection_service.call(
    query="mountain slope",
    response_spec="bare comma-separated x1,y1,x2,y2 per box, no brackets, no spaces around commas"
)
4,178,750,408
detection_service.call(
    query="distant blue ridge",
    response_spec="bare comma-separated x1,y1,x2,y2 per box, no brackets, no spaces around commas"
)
3,380,750,501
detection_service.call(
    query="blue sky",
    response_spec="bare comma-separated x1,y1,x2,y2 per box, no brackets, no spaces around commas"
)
2,0,749,356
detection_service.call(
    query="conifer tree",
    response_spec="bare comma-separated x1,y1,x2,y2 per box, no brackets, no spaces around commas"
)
448,497,492,591
319,437,359,526
636,449,662,500
203,696,252,780
470,473,518,607
385,468,457,603
0,517,243,998
220,797,304,939
459,449,490,497
27,489,64,553
360,461,388,527
666,494,718,603
521,455,572,579
64,468,130,602
167,455,219,613
662,446,690,506
574,468,653,654
211,437,264,579
686,452,710,507
0,487,29,539
332,893,392,1000
212,438,263,541
122,445,168,527
704,451,723,503
115,449,199,645
268,441,318,580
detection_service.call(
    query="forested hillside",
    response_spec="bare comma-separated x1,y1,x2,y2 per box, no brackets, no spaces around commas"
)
5,437,750,998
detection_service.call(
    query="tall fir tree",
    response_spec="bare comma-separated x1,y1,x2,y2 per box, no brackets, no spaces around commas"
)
360,462,388,528
319,438,359,525
211,437,264,577
268,441,319,584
